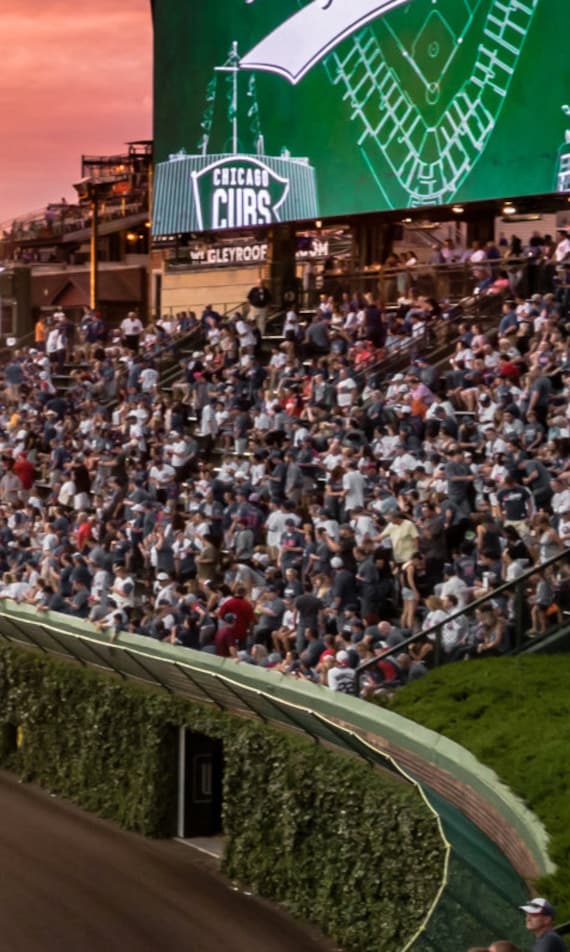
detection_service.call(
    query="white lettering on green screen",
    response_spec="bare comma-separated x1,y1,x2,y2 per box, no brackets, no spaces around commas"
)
212,166,270,188
211,187,272,228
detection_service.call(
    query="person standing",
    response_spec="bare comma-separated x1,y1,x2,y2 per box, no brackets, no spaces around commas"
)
34,314,47,352
4,355,24,405
247,279,272,336
342,460,365,514
379,510,419,566
363,293,386,348
120,311,144,352
284,451,304,507
46,321,66,371
216,586,254,647
519,898,566,951
445,445,475,520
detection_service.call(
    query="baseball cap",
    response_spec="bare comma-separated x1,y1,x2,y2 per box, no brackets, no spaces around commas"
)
331,557,344,569
336,650,350,664
520,898,555,918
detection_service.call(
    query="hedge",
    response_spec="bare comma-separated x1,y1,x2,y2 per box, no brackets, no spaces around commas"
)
386,656,570,925
0,646,445,952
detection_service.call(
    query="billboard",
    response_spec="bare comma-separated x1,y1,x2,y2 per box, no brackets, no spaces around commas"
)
152,0,570,235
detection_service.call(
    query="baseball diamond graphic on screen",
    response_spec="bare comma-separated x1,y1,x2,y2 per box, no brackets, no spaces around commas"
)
558,106,570,193
152,0,570,233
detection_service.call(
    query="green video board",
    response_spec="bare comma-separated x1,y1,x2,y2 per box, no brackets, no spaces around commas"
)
152,0,570,235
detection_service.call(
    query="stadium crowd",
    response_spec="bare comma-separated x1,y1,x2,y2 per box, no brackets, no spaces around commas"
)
0,230,569,699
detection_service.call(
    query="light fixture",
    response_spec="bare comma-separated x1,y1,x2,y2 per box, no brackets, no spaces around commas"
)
451,204,464,215
126,232,137,241
502,203,516,216
315,219,322,229
402,217,412,224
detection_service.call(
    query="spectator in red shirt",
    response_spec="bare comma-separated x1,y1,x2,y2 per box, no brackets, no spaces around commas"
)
216,586,254,645
75,513,94,553
215,613,240,658
497,356,521,382
12,452,35,496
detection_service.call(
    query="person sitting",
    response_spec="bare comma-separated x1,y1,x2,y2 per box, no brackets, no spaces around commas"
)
409,595,448,663
472,605,505,657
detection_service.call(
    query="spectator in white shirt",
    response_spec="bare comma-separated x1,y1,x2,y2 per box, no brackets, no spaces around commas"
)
342,462,366,513
120,312,143,352
336,368,358,409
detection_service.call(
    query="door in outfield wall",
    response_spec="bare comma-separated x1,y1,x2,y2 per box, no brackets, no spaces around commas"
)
184,732,224,838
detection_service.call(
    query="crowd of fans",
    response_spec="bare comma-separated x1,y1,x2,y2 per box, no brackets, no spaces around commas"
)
0,231,569,700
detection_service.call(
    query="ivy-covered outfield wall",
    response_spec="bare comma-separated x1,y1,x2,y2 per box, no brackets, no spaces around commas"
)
0,646,445,952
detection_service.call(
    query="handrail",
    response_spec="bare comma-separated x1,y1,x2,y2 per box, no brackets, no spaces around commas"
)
264,305,288,332
316,256,535,307
356,547,570,690
349,288,503,384
156,301,247,320
0,203,148,255
321,255,535,284
0,328,36,365
158,326,207,390
222,300,248,317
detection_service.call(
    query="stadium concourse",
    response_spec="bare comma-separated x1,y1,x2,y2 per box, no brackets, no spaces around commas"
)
0,232,569,696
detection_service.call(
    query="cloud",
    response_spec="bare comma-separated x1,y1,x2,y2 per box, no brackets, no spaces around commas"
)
0,2,152,223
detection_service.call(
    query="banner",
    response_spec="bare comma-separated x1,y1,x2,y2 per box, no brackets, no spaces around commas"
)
166,237,331,268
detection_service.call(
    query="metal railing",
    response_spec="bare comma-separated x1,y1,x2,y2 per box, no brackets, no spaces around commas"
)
0,201,147,246
0,328,36,365
157,325,207,391
155,300,248,321
314,256,546,307
353,288,504,385
356,548,570,695
260,283,502,385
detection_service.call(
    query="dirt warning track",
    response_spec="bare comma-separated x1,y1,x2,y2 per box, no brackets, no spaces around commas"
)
0,771,332,952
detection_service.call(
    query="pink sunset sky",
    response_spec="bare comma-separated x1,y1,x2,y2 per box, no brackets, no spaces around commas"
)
0,0,152,226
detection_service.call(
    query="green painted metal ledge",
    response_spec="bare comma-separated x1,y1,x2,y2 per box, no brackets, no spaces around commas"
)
0,602,552,950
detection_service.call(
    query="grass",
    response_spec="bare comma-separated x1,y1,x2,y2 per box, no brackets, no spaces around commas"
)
385,656,570,922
